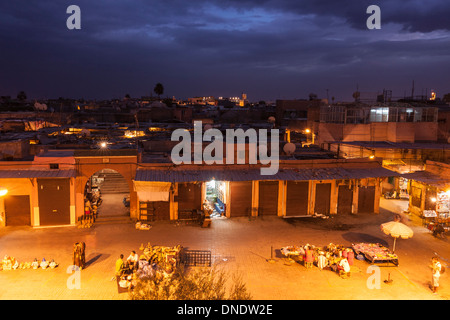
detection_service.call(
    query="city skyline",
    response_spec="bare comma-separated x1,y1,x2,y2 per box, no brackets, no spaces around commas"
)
1,0,449,102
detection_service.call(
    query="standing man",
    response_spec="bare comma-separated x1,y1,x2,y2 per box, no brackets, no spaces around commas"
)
430,257,442,294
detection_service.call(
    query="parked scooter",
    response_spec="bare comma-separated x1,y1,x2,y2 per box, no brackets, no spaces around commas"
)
383,191,399,199
432,223,446,239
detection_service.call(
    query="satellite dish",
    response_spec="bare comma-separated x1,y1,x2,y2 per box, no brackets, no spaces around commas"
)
268,116,275,123
283,143,296,155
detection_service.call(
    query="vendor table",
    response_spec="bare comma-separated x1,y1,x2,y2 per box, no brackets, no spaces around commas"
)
352,243,398,267
280,246,304,264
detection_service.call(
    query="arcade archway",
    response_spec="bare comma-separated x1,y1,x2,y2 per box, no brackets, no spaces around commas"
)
84,169,130,218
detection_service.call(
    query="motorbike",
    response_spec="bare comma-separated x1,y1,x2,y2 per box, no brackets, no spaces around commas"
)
383,191,399,199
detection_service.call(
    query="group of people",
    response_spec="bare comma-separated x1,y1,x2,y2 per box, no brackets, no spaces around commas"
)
113,250,157,291
113,246,181,292
284,243,355,278
119,250,160,276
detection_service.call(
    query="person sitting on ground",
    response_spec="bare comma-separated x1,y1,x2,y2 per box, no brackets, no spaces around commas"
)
338,258,351,278
127,251,139,271
113,254,125,280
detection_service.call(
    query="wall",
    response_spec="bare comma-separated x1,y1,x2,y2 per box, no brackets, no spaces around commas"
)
414,122,438,141
318,121,438,145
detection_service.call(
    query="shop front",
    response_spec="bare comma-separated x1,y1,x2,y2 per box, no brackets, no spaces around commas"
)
403,169,450,233
133,162,397,221
0,169,76,227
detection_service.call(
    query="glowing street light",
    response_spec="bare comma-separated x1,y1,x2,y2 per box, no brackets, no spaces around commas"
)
0,188,7,197
100,142,107,149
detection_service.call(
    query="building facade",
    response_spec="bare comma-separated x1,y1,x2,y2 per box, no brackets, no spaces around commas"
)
0,150,397,227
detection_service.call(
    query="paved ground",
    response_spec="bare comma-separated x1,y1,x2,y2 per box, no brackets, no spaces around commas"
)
0,198,448,300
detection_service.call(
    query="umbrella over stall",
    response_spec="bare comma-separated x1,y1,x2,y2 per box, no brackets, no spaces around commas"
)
381,221,414,253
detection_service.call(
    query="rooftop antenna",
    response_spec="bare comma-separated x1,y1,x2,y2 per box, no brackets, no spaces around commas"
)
411,80,415,100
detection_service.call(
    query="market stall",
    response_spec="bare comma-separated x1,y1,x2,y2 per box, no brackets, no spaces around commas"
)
352,242,398,266
280,243,355,278
436,191,450,221
280,246,304,263
117,243,183,293
422,191,449,235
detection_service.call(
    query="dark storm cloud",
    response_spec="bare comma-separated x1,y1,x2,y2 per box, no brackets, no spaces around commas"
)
211,0,450,32
0,0,449,101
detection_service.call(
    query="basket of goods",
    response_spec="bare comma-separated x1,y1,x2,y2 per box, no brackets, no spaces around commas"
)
2,255,16,271
49,259,59,269
40,258,49,270
31,258,39,269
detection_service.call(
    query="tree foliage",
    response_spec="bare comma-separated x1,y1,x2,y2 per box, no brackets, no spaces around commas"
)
129,266,252,300
153,83,164,98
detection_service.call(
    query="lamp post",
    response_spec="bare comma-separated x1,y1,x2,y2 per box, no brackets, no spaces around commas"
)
0,187,7,227
304,128,315,145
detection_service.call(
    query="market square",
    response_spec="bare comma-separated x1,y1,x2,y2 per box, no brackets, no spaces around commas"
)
0,199,448,300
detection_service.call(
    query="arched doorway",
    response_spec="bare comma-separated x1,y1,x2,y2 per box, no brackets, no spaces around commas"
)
85,169,130,218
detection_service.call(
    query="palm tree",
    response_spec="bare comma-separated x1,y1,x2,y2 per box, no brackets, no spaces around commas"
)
17,91,27,101
153,83,164,99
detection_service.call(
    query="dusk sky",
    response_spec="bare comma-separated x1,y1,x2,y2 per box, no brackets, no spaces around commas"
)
1,0,449,102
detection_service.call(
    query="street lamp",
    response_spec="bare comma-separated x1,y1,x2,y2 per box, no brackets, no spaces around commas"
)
0,188,7,197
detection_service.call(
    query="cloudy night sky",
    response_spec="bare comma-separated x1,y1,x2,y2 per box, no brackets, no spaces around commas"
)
0,0,449,102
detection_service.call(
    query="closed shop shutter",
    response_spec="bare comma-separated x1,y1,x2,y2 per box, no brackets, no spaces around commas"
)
38,179,70,226
139,201,170,221
258,181,278,216
337,185,353,214
314,183,331,215
177,183,202,212
286,181,309,216
358,186,375,213
5,195,31,226
230,181,252,217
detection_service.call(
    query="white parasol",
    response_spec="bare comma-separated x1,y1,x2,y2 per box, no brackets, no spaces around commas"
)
381,221,414,252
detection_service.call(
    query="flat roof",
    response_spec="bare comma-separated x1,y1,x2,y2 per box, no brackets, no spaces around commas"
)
135,166,398,183
0,169,76,179
328,141,450,150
